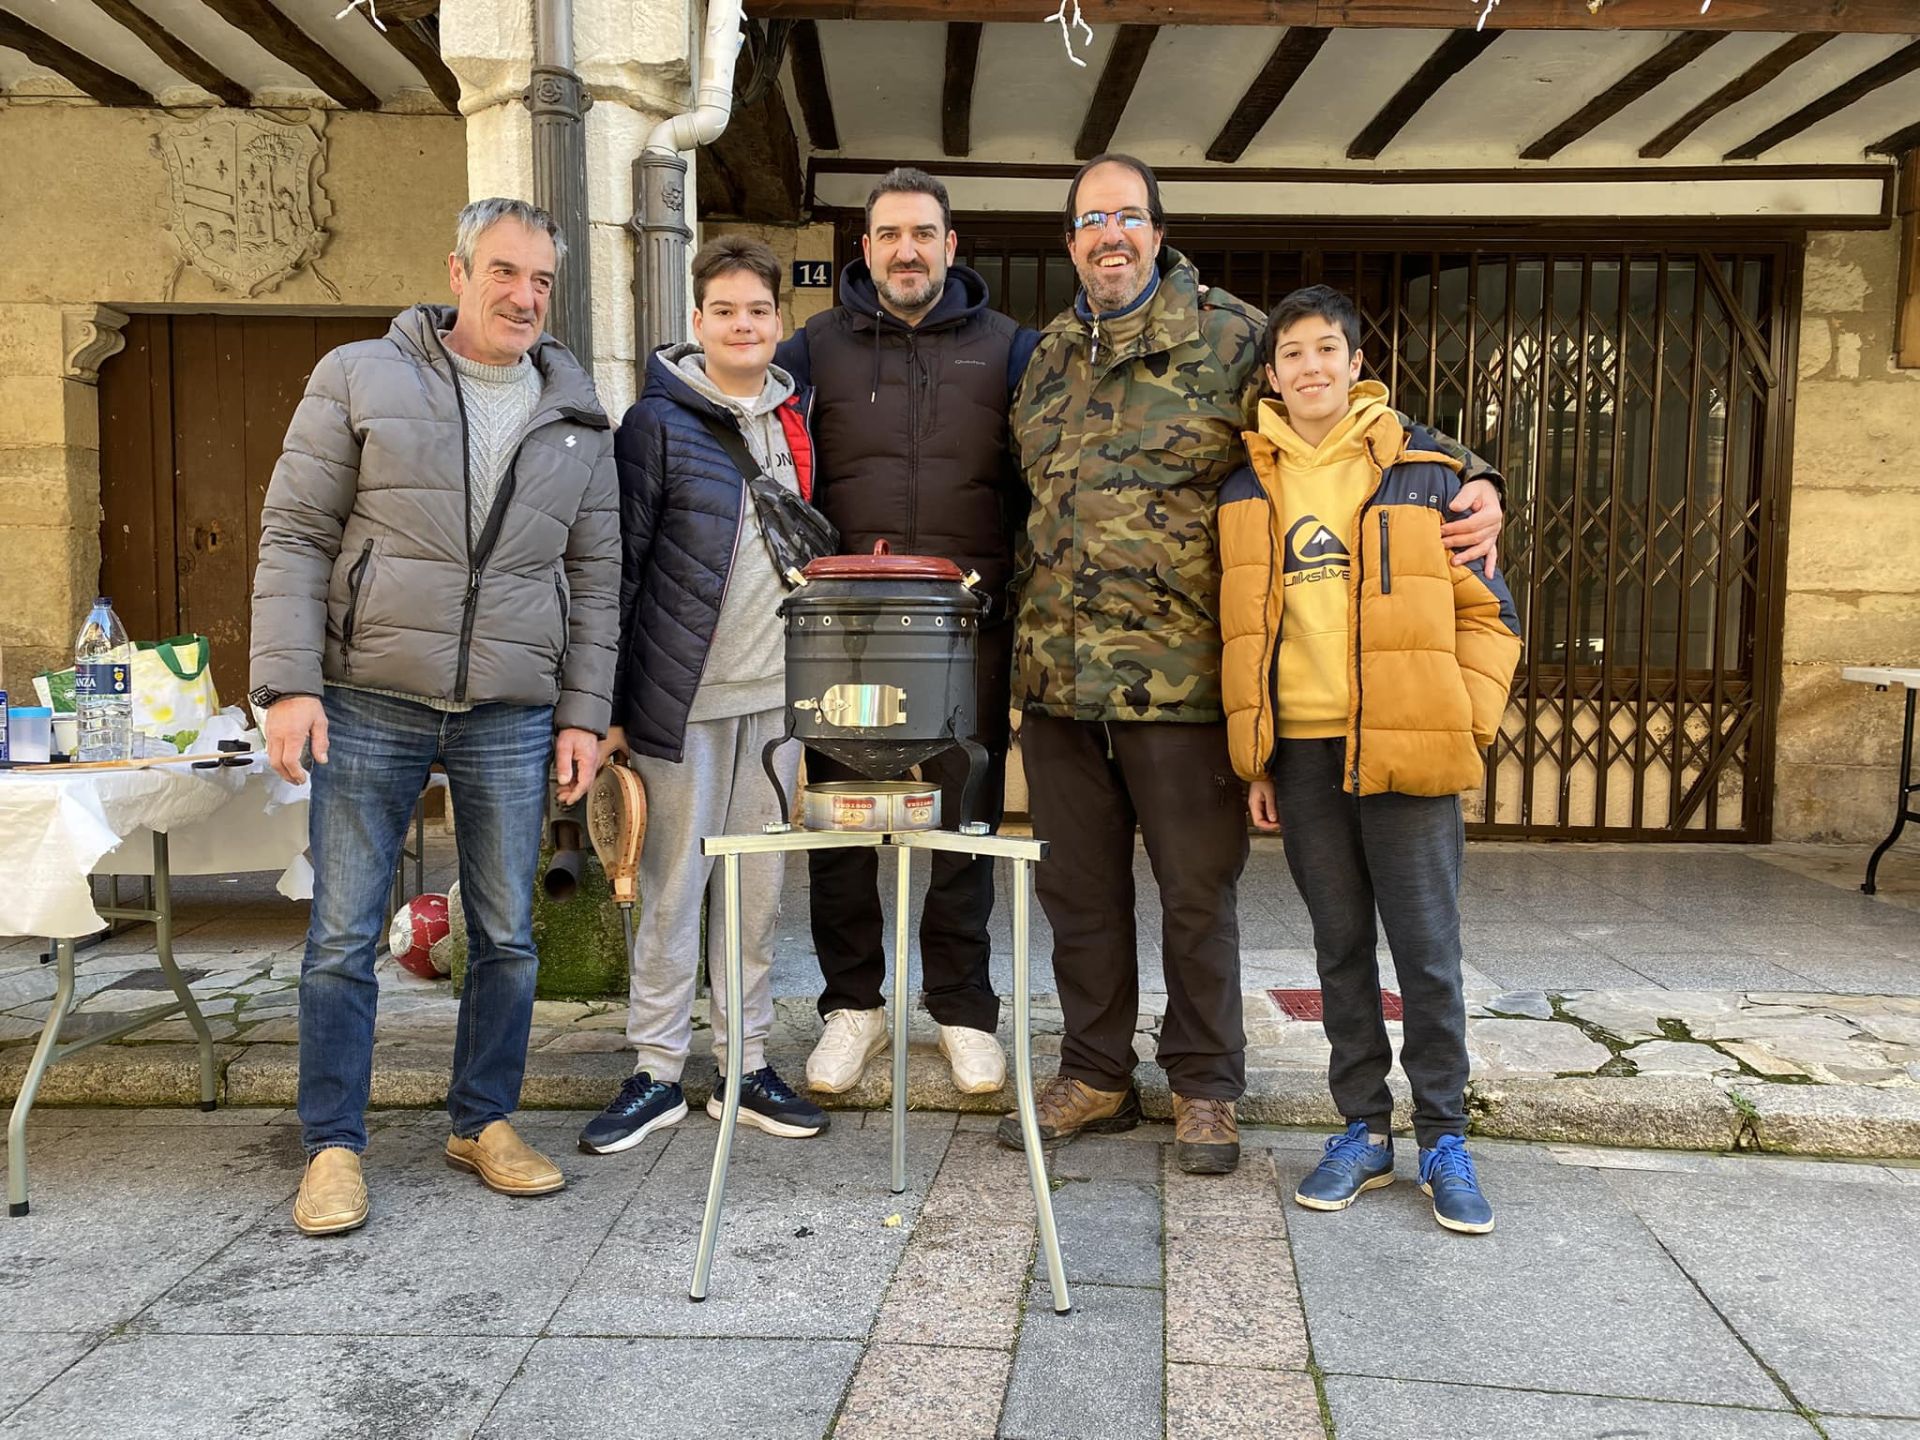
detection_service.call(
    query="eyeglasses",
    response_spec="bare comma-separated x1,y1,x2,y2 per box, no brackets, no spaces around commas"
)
1070,207,1155,234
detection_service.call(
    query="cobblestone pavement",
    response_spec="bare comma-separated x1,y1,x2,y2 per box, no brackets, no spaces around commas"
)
4,841,1918,1155
2,1108,1918,1438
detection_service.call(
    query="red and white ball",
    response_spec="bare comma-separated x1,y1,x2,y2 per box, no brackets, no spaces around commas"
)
387,892,452,980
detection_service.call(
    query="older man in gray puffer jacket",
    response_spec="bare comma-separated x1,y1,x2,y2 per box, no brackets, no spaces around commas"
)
249,198,618,1237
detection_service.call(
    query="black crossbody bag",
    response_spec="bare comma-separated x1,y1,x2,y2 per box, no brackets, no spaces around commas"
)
695,410,839,588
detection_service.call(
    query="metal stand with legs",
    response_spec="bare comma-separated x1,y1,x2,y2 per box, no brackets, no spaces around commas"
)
689,826,1070,1316
8,832,219,1216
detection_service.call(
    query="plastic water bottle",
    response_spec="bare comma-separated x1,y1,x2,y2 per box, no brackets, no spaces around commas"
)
75,596,133,763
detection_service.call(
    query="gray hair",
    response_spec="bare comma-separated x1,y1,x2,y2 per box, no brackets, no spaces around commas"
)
452,197,568,270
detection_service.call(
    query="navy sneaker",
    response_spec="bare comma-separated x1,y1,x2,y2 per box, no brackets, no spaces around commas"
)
1294,1121,1396,1211
578,1072,687,1155
708,1065,829,1139
1419,1134,1495,1234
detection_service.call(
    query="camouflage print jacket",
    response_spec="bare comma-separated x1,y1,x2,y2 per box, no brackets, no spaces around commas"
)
1010,249,1263,723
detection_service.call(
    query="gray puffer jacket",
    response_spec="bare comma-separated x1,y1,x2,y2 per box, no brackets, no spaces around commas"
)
250,304,619,734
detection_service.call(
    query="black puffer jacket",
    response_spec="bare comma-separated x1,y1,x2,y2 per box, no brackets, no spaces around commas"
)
611,347,815,761
778,262,1035,620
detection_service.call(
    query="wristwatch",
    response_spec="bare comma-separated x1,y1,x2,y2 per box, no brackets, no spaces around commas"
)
250,686,306,709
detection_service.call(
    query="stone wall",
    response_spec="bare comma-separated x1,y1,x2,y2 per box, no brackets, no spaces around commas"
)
1775,226,1920,841
701,220,839,335
0,105,465,693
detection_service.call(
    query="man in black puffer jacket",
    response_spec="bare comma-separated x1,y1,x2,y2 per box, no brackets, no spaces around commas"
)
778,167,1039,1100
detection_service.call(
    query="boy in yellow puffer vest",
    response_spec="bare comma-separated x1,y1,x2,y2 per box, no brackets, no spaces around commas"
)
1218,285,1521,1234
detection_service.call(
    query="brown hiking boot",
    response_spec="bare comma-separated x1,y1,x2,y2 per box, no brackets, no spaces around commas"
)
996,1076,1141,1151
1173,1095,1241,1175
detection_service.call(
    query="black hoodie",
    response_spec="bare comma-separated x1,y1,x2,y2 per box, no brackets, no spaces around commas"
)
776,261,1035,619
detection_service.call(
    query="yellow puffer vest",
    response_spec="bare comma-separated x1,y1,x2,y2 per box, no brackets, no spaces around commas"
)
1219,410,1522,796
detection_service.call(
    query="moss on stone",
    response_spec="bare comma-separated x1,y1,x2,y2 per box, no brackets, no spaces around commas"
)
450,845,632,1001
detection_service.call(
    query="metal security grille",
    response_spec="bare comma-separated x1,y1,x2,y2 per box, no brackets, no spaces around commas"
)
870,220,1797,840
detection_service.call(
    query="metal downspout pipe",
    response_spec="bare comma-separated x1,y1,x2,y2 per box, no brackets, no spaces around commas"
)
530,0,592,358
631,0,746,359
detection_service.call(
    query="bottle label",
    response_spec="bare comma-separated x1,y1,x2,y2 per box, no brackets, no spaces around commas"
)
76,662,131,698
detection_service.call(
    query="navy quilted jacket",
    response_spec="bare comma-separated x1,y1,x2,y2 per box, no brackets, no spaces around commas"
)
611,346,815,761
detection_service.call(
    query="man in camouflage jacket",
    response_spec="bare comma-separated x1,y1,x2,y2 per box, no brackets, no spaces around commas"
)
998,154,1504,1175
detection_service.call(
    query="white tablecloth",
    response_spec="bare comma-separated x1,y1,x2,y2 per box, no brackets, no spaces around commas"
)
0,714,311,938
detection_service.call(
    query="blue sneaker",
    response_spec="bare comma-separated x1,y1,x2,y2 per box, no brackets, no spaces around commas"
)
1419,1135,1495,1234
1294,1121,1395,1211
578,1072,687,1154
709,1065,829,1138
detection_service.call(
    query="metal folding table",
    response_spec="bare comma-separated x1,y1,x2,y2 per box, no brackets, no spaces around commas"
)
691,826,1071,1315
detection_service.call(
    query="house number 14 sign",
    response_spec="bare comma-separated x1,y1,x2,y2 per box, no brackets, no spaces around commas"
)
792,261,832,287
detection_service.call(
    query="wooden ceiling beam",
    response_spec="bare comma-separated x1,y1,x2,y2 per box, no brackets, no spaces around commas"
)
1346,27,1497,161
1726,38,1920,159
195,0,381,110
371,12,460,113
942,21,981,157
1520,31,1725,162
87,0,249,106
788,18,839,150
1205,26,1330,164
1074,23,1157,161
0,10,152,105
744,1,1920,33
1640,33,1833,159
1870,118,1920,156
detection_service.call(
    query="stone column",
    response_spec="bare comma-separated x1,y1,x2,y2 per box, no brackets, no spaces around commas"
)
442,0,695,417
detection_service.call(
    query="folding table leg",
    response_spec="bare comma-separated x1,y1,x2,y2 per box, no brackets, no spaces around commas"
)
8,939,77,1217
691,852,746,1301
1863,688,1917,896
148,834,217,1109
1012,856,1071,1315
891,844,911,1196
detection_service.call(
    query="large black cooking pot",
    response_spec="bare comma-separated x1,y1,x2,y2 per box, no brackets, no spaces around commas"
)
762,542,990,830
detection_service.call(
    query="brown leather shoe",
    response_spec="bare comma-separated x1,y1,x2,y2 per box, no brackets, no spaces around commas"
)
1173,1095,1241,1175
445,1119,566,1196
293,1147,368,1236
996,1076,1141,1151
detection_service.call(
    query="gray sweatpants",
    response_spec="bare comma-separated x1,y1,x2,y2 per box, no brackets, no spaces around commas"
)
1270,738,1469,1148
626,708,801,1083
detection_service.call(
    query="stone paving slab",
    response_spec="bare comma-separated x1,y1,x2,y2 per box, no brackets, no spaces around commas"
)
134,1112,639,1339
544,1112,946,1340
0,1333,529,1440
1322,1377,1819,1440
1278,1153,1790,1409
1824,1421,1920,1438
1001,1282,1163,1440
0,1333,94,1416
477,1337,858,1440
831,1341,1009,1440
1606,1167,1920,1419
1037,1176,1162,1288
1167,1363,1322,1440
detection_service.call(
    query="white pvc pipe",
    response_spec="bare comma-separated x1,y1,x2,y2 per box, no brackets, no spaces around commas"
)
644,0,745,156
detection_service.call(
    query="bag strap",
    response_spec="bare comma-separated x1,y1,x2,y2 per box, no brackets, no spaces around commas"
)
146,636,210,680
692,409,765,487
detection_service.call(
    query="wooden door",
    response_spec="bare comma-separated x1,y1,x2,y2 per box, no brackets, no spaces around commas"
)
98,313,393,705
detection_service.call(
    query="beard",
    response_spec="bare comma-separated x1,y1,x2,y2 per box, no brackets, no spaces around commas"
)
1078,249,1148,313
877,266,940,313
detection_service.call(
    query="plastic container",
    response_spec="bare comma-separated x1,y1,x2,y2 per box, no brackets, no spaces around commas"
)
8,706,52,764
74,596,132,763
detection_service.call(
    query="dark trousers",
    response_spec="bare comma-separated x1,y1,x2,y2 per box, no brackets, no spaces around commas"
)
1270,738,1469,1148
1022,715,1250,1100
807,622,1012,1033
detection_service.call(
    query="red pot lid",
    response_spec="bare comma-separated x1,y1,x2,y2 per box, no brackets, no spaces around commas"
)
801,540,965,583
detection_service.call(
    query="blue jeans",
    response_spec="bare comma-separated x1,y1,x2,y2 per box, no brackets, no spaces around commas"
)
299,687,552,1154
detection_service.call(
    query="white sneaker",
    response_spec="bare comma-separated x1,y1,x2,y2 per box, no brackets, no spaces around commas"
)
806,1007,889,1093
938,1024,1006,1095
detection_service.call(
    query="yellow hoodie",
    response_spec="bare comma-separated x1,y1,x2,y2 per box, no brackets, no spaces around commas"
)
1256,380,1393,738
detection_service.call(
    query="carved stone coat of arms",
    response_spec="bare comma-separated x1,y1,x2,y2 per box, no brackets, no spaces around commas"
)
157,112,331,296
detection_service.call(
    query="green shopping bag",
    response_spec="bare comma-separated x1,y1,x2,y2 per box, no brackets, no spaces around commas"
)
35,634,221,751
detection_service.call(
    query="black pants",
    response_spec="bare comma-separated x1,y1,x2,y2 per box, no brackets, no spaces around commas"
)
807,623,1012,1033
1022,715,1250,1100
1271,738,1469,1148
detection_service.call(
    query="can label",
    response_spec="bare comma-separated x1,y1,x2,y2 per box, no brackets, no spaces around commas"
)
904,793,936,826
76,662,131,697
831,795,877,828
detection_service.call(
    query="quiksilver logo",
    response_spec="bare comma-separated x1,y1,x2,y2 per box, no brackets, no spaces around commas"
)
1283,515,1350,587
